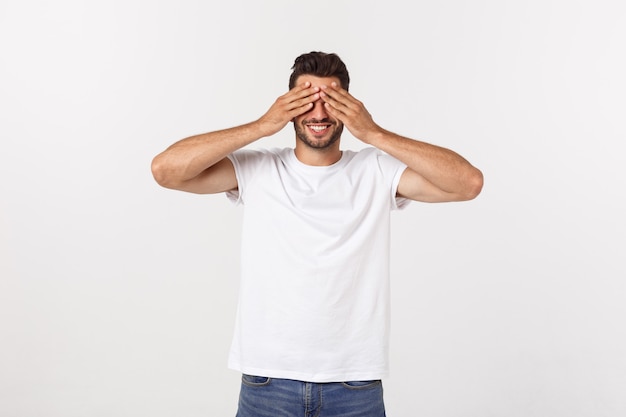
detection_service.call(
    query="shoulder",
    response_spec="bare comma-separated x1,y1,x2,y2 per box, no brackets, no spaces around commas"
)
349,147,405,171
229,147,291,166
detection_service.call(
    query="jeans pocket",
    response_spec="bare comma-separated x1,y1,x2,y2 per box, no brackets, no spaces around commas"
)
341,380,381,389
241,374,271,387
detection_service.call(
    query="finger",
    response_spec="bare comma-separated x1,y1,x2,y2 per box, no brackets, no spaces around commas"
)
278,82,309,101
296,81,311,91
289,89,321,115
323,101,344,119
289,84,320,104
329,81,347,94
323,83,358,107
279,86,319,113
291,90,320,111
320,89,349,114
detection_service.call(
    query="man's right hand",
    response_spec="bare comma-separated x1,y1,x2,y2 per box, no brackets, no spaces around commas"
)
256,82,320,137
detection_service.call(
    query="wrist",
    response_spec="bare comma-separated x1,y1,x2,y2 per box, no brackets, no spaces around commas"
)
364,127,387,147
254,117,281,138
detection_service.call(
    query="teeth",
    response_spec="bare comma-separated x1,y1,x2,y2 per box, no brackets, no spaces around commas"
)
309,125,328,132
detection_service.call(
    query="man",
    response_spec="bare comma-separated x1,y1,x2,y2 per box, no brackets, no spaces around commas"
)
151,51,483,417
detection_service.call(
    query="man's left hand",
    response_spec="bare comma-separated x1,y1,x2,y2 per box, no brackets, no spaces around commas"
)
320,83,382,143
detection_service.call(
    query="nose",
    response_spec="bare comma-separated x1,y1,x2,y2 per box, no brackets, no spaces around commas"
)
308,98,328,119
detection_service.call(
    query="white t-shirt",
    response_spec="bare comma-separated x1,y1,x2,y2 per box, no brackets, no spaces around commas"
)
226,147,409,382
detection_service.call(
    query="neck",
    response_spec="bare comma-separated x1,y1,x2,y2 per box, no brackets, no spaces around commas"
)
294,142,342,166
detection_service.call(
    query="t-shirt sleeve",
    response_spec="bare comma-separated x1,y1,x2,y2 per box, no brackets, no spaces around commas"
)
225,149,267,205
375,151,411,210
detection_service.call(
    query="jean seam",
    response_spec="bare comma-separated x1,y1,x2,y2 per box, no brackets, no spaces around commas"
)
241,375,272,387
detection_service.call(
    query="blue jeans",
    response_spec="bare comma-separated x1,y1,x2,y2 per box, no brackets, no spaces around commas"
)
236,374,386,417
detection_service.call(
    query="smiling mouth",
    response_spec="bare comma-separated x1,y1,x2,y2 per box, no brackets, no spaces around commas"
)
306,124,332,135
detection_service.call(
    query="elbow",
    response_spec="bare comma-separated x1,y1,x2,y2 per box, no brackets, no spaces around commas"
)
463,167,484,200
151,154,175,188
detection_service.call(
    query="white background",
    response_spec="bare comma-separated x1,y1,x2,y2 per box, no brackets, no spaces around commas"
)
1,0,625,416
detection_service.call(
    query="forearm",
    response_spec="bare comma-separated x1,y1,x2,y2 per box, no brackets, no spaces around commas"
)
368,128,483,198
151,120,268,186
152,81,322,188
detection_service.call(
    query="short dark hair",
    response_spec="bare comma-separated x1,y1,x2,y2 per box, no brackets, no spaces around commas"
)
288,51,350,91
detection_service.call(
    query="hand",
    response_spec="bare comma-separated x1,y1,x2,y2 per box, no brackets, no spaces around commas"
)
320,82,382,143
257,82,321,137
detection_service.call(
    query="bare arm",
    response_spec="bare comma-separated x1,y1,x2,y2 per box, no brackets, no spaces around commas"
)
320,83,483,202
151,122,264,194
151,82,322,194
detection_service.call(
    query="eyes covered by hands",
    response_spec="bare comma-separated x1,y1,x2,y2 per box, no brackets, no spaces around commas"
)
259,79,380,143
257,81,322,136
319,82,382,143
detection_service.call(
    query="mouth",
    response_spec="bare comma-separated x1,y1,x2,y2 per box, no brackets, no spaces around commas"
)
306,123,332,135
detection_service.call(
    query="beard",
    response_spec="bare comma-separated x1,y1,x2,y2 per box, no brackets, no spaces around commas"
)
294,119,343,150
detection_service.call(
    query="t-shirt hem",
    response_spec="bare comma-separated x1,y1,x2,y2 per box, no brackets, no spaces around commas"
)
228,361,389,383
